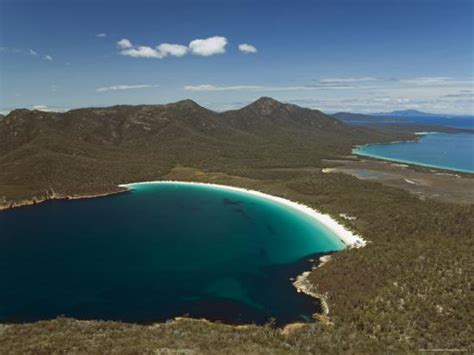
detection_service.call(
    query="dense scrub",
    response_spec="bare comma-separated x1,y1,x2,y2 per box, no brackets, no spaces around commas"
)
0,98,409,208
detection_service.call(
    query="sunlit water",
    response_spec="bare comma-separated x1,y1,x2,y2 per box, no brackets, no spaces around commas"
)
0,182,345,325
355,133,474,173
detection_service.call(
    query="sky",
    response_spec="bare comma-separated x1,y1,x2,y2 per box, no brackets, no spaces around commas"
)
0,0,473,114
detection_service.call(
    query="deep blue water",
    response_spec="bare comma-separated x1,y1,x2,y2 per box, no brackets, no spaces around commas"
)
0,182,345,325
355,132,474,173
346,114,474,129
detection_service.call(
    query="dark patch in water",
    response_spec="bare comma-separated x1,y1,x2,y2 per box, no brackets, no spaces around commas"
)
222,198,243,206
266,224,277,235
234,207,252,221
0,184,343,326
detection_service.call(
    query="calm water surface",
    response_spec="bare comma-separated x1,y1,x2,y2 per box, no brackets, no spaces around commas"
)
0,182,344,325
355,133,474,173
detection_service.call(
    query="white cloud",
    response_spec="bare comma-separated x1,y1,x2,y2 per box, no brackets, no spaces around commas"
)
397,77,471,86
319,77,377,85
32,105,54,111
238,43,257,53
181,76,473,114
118,39,189,59
189,36,227,56
96,33,107,38
116,35,228,59
156,43,188,57
44,55,53,61
120,46,165,59
31,105,68,112
96,84,159,92
183,84,366,92
117,38,133,49
28,49,38,56
184,84,262,92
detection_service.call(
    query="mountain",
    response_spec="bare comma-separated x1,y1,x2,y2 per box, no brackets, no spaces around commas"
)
0,97,409,209
223,97,346,130
375,109,460,117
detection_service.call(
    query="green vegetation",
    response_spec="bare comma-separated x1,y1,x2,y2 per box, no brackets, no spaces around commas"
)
0,98,410,208
0,98,472,353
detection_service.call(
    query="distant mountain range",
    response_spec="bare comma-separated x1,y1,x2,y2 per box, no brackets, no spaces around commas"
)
331,112,395,124
1,97,408,209
374,109,470,118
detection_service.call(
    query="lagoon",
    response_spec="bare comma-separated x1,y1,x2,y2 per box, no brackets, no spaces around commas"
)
354,132,474,174
0,182,350,325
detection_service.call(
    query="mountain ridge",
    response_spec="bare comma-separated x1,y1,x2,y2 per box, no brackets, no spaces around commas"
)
0,97,411,209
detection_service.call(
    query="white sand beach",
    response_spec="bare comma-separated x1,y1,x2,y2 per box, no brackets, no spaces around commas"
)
118,180,366,249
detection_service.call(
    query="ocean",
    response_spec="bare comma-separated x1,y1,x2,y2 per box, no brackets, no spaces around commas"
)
354,132,474,173
0,182,345,325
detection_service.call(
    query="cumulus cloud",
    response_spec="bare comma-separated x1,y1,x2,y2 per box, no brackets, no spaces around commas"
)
96,33,107,38
28,49,38,56
96,84,159,92
44,55,53,61
118,39,189,58
32,105,68,112
189,36,227,56
116,36,228,59
120,46,165,59
157,43,188,57
117,38,133,49
238,43,257,53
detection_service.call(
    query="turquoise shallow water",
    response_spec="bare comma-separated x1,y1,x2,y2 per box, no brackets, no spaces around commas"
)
0,182,345,325
355,133,474,173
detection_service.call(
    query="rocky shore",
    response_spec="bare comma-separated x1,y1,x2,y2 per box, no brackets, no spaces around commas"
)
0,188,127,211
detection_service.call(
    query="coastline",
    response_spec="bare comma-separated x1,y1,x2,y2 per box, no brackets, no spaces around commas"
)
353,149,474,174
119,180,367,249
0,188,128,212
293,254,332,317
2,179,367,322
352,132,474,175
119,180,367,319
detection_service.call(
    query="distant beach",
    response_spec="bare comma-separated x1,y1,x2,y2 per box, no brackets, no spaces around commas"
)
353,132,474,174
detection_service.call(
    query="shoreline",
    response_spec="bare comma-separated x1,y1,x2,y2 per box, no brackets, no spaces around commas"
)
3,179,367,322
352,132,474,175
353,149,474,174
119,180,367,249
293,254,332,316
0,189,127,212
119,180,367,319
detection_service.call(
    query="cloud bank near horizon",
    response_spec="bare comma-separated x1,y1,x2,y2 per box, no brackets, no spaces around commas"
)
96,84,159,92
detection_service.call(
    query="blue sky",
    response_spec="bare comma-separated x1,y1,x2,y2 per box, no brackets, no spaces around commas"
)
1,0,473,114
